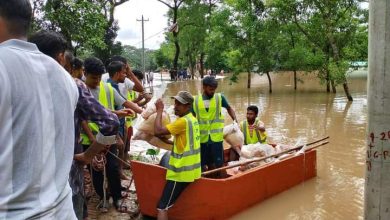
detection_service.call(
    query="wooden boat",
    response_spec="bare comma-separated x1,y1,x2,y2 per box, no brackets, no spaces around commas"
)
131,146,317,220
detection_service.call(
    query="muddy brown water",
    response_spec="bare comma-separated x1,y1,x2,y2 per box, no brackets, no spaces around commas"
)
158,72,366,220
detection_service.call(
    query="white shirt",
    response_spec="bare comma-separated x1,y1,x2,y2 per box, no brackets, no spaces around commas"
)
101,73,134,97
0,39,78,219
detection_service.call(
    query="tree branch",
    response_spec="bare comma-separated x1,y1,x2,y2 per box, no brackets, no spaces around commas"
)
156,0,174,9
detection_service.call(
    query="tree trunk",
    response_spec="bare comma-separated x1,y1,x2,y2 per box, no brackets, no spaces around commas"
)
294,70,297,90
172,8,180,78
331,80,337,93
326,69,331,92
247,71,251,89
200,52,205,78
343,81,353,101
266,71,272,93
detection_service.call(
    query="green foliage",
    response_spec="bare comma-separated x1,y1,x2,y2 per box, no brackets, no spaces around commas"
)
45,0,108,52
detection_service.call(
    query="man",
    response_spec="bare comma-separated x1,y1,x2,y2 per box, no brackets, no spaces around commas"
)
240,105,267,145
28,30,120,219
0,1,114,219
154,91,201,220
71,57,84,80
81,57,141,213
192,76,238,172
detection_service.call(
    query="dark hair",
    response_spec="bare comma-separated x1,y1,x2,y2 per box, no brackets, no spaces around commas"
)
72,57,83,70
0,0,32,36
247,105,259,115
64,50,74,64
109,55,127,65
132,69,144,80
107,61,125,77
28,30,68,59
202,76,218,88
84,57,105,75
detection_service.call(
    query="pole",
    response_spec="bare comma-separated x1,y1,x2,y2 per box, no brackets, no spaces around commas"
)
137,15,149,83
365,1,390,219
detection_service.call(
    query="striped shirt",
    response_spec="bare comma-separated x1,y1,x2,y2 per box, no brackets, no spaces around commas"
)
0,39,78,219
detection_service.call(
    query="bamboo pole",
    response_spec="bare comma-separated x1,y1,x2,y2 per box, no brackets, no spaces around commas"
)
202,138,329,176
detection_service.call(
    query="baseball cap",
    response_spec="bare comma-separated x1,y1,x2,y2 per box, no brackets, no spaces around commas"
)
171,91,194,104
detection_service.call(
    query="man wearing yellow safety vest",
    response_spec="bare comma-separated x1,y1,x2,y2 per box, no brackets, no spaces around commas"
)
81,58,142,213
154,91,201,220
192,76,238,172
240,105,268,145
124,69,151,164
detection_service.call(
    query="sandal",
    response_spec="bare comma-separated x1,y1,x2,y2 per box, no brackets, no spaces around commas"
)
114,199,133,214
97,200,109,213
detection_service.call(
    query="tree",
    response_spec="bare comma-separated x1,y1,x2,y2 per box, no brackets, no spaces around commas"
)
44,0,108,54
156,0,185,79
272,0,363,101
94,0,130,62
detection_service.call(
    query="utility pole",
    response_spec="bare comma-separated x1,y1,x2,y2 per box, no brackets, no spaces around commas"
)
365,1,390,219
137,15,149,83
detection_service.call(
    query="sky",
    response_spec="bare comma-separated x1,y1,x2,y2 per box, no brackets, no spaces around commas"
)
115,0,169,50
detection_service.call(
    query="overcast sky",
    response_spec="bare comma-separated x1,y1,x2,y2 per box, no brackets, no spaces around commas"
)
115,0,169,50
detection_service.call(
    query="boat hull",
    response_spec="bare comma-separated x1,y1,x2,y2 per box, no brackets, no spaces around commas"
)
131,149,317,220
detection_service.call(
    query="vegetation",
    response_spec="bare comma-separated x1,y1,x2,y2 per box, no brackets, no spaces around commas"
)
30,0,367,101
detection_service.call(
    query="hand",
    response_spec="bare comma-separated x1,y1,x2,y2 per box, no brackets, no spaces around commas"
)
125,64,134,77
155,98,164,112
74,153,91,165
115,109,134,118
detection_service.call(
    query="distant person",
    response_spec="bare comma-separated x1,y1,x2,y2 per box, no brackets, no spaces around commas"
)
148,70,154,87
0,1,116,219
154,91,201,220
240,105,267,145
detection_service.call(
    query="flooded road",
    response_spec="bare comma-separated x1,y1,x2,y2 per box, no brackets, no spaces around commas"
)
159,72,367,220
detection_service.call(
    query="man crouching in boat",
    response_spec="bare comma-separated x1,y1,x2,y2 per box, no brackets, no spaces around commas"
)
154,91,201,220
240,105,267,145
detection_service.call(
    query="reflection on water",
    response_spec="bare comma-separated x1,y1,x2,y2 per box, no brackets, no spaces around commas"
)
158,72,366,220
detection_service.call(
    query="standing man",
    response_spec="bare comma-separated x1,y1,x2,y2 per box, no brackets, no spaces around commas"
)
154,91,201,220
28,30,120,219
193,76,238,172
240,105,267,145
0,1,97,219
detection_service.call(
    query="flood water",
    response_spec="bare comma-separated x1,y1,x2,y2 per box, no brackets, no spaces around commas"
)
158,71,367,220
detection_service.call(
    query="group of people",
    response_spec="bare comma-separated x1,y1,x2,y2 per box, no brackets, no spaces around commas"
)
0,1,268,220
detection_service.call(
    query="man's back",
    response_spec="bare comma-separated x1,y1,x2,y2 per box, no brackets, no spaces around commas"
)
0,39,78,219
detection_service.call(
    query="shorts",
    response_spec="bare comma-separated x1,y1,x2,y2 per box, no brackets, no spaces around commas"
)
157,180,190,210
200,141,224,170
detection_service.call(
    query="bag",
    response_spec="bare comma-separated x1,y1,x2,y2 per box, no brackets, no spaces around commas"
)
223,123,244,148
133,130,173,150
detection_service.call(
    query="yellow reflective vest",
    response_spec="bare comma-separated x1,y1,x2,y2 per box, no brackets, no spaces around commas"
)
193,93,224,143
81,81,114,145
166,113,201,182
125,90,137,127
240,119,267,145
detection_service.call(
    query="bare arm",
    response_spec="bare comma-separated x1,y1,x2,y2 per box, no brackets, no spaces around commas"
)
123,100,143,114
154,99,171,136
227,105,238,122
126,64,144,92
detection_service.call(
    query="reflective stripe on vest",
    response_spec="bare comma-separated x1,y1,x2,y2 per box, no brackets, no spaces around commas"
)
81,82,114,145
241,119,267,145
125,90,137,127
166,113,201,182
193,93,224,143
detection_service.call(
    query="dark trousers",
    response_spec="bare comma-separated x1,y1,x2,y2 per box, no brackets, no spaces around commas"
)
92,145,122,202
